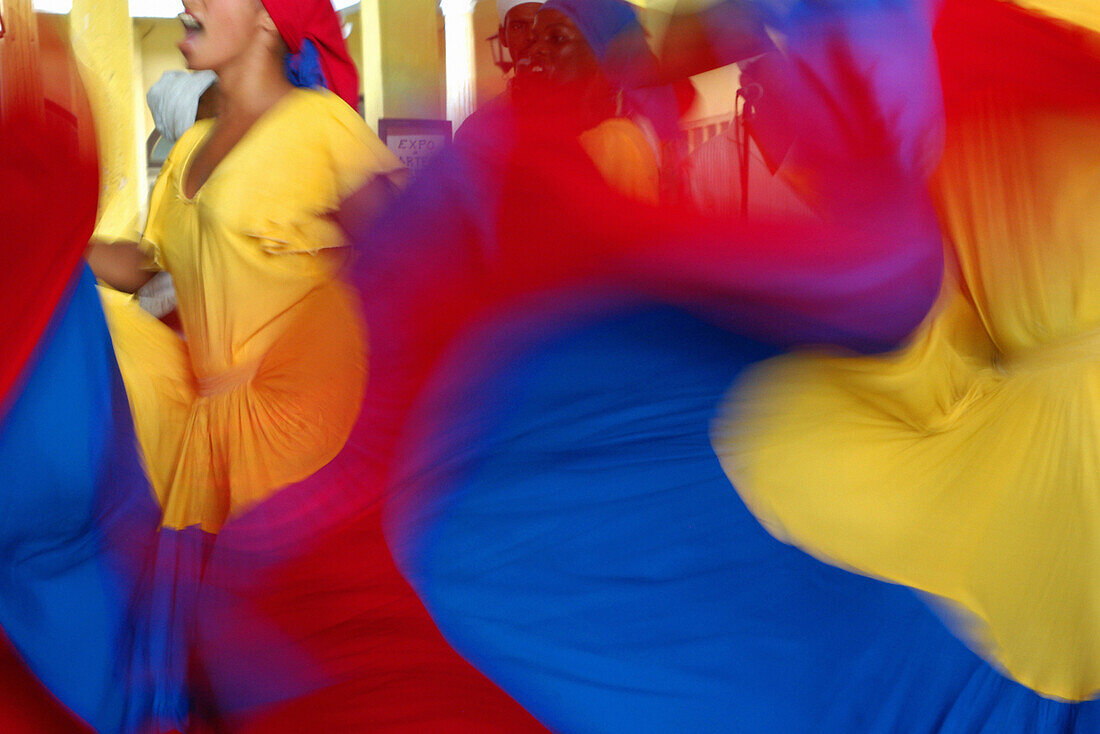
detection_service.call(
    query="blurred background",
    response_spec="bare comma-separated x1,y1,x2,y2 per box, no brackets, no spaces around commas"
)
23,0,741,243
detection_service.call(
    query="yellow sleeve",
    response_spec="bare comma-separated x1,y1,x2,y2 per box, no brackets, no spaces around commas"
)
138,169,170,270
139,124,207,269
326,95,406,201
248,92,405,257
579,118,660,204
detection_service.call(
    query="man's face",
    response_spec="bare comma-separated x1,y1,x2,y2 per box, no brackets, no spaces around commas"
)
501,3,542,75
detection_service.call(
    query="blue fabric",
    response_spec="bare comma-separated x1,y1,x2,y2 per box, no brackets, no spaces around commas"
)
0,267,186,733
542,0,639,62
284,38,329,94
704,0,942,177
387,294,1100,732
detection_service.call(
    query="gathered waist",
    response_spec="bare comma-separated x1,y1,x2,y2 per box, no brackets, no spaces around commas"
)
196,359,261,397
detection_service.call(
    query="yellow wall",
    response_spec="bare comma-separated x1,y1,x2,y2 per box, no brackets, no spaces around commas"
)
134,18,188,143
682,65,738,124
380,0,445,120
357,0,446,129
4,1,44,116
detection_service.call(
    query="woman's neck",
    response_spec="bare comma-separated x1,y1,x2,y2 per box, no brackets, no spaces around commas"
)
213,46,295,122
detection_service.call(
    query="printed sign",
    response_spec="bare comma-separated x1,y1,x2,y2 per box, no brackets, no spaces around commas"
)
378,118,453,172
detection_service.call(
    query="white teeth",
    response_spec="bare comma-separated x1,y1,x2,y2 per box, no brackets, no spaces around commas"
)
179,13,202,31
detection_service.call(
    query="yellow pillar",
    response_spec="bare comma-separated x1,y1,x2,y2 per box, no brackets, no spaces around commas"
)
359,0,445,130
69,0,146,240
359,0,385,132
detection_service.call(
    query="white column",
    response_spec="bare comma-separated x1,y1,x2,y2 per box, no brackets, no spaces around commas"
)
439,0,477,128
359,0,385,132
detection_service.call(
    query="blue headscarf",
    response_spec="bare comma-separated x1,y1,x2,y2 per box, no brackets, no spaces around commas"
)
541,0,683,139
542,0,642,63
284,38,327,93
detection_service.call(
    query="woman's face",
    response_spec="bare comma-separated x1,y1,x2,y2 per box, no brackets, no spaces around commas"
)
525,9,602,90
178,0,269,72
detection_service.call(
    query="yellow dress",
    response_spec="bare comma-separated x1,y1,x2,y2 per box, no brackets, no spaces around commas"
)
579,117,660,205
714,97,1100,700
101,88,402,533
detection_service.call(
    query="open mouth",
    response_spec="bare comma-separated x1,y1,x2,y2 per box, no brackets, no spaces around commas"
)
515,58,550,76
179,12,203,32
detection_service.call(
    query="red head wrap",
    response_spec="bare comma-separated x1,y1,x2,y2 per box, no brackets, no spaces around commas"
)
261,0,360,111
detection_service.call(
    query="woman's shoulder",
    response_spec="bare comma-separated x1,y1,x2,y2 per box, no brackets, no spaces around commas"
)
286,88,402,174
587,117,651,147
581,117,658,170
579,117,660,203
288,88,367,134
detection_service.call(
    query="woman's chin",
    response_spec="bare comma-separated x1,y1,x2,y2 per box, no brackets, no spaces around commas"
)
178,40,214,71
180,53,214,73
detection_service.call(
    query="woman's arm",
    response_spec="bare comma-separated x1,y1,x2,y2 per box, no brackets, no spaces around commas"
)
85,239,157,293
336,169,410,239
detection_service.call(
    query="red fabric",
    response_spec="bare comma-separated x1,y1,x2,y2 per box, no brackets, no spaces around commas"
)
0,23,99,732
196,490,548,732
934,0,1100,114
260,0,360,111
0,24,98,413
0,631,90,732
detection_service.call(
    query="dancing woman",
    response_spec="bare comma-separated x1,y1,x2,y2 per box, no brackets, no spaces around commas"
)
89,0,398,534
88,1,550,729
